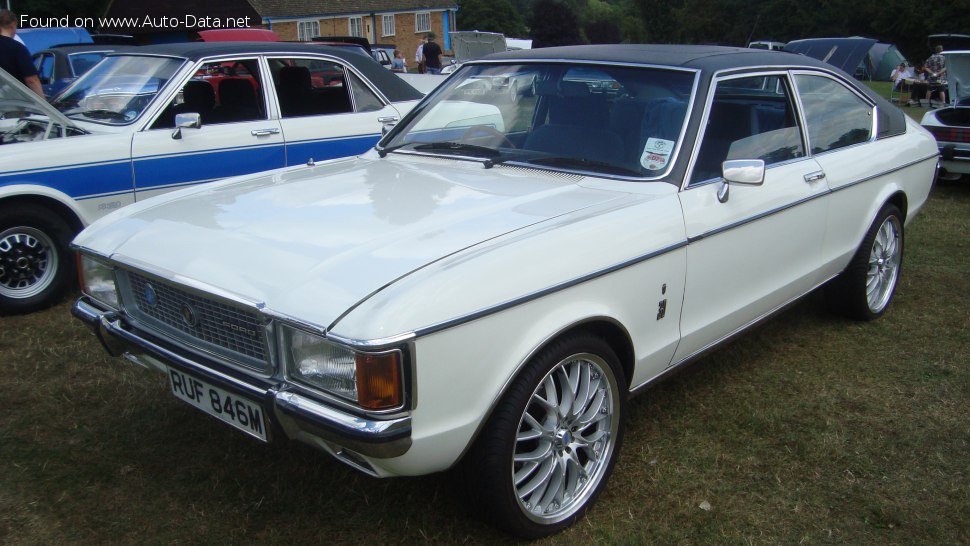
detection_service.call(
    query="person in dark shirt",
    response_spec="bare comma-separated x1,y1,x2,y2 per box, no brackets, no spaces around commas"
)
0,10,43,96
423,32,443,75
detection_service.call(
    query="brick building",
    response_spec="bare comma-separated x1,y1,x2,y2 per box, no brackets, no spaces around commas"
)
101,0,458,66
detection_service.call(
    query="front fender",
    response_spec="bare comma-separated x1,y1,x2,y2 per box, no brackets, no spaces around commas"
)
0,184,90,225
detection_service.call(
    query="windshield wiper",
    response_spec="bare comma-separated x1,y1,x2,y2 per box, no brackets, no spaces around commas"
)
412,141,501,158
66,108,127,121
524,156,643,177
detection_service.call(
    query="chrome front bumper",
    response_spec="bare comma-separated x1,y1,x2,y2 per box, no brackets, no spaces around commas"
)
72,298,412,468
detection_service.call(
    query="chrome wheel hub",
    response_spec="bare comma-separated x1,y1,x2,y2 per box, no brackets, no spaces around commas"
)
0,227,58,299
513,353,619,524
866,216,902,313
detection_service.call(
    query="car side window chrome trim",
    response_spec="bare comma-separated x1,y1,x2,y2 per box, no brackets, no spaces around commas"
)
789,70,877,157
682,69,804,191
263,54,394,108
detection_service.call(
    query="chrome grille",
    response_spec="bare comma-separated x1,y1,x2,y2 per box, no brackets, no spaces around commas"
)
125,272,268,366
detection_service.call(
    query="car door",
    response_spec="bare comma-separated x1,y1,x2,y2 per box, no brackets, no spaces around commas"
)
266,56,401,166
674,72,828,363
790,72,881,281
130,57,285,202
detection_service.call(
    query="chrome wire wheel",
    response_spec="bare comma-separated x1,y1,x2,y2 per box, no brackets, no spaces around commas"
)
866,215,902,314
0,226,59,299
512,352,621,524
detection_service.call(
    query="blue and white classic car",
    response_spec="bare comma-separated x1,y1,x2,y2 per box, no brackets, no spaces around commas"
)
0,42,423,314
73,45,938,537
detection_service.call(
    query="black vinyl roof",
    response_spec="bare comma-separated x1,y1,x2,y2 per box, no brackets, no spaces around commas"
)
106,41,423,102
484,44,836,72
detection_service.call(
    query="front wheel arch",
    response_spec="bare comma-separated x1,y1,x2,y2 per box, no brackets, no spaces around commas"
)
460,331,628,538
0,198,82,314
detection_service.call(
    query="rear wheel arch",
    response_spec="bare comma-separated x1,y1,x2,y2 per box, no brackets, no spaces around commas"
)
886,191,907,223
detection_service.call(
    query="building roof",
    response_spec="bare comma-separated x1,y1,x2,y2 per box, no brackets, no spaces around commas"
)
247,0,457,18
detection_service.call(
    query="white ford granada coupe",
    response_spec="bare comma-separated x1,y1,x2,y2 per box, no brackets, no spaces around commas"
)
73,45,939,537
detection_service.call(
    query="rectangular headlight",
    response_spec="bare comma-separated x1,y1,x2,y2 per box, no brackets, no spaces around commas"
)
78,253,119,309
281,325,403,411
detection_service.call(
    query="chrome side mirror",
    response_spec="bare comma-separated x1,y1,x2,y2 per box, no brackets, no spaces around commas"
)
717,159,765,203
381,122,397,136
172,112,202,140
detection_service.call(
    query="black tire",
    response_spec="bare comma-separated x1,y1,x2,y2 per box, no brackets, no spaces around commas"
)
0,203,76,315
463,333,627,538
827,203,904,321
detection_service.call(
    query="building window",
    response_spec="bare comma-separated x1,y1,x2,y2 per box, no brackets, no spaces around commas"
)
382,15,395,37
349,16,364,38
297,20,319,41
415,12,430,33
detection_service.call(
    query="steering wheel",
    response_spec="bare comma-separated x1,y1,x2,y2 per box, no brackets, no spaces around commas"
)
462,125,515,149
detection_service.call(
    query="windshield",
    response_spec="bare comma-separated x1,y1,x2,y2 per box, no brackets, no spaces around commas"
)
52,55,183,125
382,62,695,178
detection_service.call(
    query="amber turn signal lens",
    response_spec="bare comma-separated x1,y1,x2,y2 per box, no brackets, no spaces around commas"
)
355,352,402,410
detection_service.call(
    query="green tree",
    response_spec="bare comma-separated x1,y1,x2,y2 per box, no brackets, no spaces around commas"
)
457,0,528,37
584,0,621,43
530,0,585,47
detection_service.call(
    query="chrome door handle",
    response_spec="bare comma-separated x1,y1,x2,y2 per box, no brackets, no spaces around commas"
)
377,116,399,123
803,171,826,183
251,128,281,137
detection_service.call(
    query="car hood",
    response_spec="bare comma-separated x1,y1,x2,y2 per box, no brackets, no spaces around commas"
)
0,67,76,129
449,31,507,63
946,51,970,103
784,37,877,75
76,156,622,328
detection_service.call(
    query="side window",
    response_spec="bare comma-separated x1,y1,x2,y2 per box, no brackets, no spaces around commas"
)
271,58,354,118
794,74,873,154
36,54,55,82
152,58,265,129
68,53,106,77
347,72,384,112
690,74,805,185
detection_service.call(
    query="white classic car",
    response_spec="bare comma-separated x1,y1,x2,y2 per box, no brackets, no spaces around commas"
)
0,42,423,314
72,45,938,538
921,50,969,179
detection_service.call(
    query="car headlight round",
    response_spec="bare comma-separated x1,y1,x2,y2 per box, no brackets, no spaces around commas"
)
281,325,403,411
78,253,120,309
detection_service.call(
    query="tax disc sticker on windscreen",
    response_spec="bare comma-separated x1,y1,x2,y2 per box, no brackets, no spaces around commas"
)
640,138,675,170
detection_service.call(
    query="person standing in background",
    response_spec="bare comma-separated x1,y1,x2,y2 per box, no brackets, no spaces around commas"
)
391,50,406,72
423,32,443,75
415,36,426,74
924,45,947,107
0,10,43,97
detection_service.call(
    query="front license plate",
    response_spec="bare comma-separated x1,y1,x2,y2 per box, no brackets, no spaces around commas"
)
167,367,267,442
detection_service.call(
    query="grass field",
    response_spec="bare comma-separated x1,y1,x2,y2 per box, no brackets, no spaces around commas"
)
1,90,968,544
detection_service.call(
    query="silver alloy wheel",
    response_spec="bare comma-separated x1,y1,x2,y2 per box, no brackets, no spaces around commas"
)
512,352,620,524
0,226,59,299
866,215,902,313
